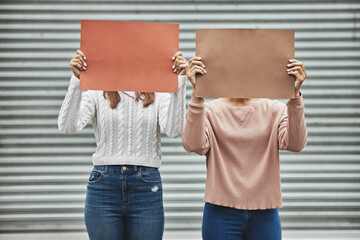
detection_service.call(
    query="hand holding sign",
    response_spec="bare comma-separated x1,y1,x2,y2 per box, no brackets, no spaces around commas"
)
287,59,307,97
70,50,87,79
186,56,206,88
172,51,188,75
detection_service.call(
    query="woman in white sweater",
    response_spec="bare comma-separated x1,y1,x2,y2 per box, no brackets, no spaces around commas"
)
58,50,188,240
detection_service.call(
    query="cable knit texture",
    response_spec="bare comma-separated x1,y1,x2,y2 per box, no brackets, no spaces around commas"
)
58,74,187,168
182,92,308,210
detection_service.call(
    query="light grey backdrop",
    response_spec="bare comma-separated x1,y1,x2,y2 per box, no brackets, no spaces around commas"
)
0,0,359,238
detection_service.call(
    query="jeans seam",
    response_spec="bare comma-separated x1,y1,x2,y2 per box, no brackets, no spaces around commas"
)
122,173,125,206
138,170,161,184
88,170,104,184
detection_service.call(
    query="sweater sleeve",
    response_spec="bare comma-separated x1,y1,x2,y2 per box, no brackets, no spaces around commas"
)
157,75,187,138
58,74,96,134
278,94,308,152
182,91,211,155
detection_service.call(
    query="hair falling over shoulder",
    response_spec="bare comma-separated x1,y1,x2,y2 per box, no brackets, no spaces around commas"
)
103,91,155,109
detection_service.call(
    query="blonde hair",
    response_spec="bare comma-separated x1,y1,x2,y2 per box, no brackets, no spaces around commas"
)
103,91,155,109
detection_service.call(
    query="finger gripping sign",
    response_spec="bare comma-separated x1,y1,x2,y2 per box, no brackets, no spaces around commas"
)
80,20,179,93
196,29,295,99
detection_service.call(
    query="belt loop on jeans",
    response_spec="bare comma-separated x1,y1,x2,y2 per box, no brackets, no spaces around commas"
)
134,165,138,172
104,166,109,174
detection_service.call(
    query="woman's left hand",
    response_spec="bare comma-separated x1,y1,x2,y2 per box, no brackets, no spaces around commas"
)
172,51,188,76
287,59,307,97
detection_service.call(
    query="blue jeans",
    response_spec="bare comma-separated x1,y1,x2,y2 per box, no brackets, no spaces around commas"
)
202,202,282,240
84,165,164,240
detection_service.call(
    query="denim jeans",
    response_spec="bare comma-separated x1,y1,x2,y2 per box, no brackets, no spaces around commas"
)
84,165,164,240
202,202,282,240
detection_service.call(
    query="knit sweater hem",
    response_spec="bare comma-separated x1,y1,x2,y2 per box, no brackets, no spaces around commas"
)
92,155,161,168
203,198,283,210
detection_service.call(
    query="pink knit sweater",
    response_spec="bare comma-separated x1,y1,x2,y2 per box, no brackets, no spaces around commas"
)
182,92,308,210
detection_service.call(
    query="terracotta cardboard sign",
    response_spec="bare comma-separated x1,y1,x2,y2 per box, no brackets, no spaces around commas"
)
80,20,179,93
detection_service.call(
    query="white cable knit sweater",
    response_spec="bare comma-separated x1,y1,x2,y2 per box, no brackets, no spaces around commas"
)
58,74,187,168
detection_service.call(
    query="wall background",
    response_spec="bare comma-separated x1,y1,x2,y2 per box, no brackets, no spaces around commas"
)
0,0,359,239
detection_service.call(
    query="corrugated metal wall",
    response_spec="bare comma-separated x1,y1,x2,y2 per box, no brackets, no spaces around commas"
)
0,0,359,236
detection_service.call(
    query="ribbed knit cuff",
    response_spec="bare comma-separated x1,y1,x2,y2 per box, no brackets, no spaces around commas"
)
287,92,304,110
70,74,80,87
177,75,187,89
191,91,205,105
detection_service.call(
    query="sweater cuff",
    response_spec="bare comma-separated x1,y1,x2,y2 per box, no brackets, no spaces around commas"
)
191,91,205,105
287,93,304,110
177,75,187,89
70,74,80,87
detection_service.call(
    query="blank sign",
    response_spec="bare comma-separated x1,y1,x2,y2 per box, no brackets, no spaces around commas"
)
196,29,295,99
80,20,179,93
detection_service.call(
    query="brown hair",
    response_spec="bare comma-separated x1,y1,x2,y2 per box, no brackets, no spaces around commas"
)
103,91,155,109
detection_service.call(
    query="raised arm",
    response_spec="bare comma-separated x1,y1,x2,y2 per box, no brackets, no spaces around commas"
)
158,51,188,138
181,56,211,155
182,91,211,155
278,94,308,152
158,76,187,138
58,50,95,134
278,59,308,152
58,74,96,134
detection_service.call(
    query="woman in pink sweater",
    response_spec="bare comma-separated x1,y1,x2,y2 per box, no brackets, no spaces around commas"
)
182,57,308,240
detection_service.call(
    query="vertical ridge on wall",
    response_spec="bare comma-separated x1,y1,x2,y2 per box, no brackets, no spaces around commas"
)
0,0,359,233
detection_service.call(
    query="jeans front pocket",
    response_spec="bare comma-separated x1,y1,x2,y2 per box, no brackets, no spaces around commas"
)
88,168,104,184
138,168,161,184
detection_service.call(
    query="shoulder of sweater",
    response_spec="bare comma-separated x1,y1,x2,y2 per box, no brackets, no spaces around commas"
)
204,98,220,108
258,98,286,114
261,98,285,106
155,92,172,104
84,90,103,101
149,92,167,110
202,99,216,109
203,99,225,116
155,92,170,98
86,89,102,95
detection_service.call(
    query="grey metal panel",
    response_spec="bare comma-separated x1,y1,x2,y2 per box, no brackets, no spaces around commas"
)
0,0,359,235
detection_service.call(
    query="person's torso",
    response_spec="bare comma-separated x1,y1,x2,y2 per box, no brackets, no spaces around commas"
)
89,91,162,160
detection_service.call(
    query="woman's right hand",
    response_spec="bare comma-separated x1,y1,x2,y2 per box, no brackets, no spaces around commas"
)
186,56,206,88
70,50,87,79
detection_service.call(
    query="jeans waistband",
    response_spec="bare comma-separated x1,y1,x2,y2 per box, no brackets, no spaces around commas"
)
93,165,157,174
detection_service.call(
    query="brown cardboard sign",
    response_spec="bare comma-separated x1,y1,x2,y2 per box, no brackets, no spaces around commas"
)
196,29,295,98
